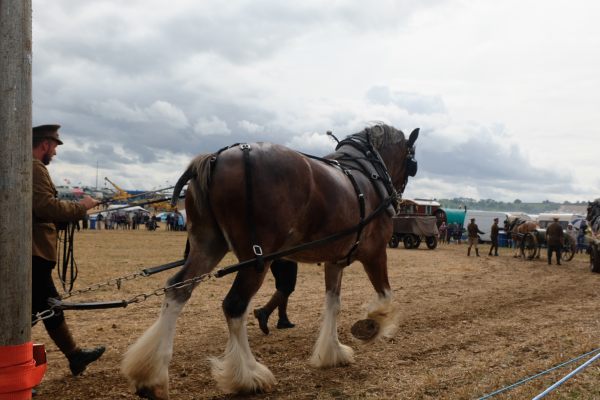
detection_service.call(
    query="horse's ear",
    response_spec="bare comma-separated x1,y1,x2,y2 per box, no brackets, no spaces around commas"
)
407,128,419,148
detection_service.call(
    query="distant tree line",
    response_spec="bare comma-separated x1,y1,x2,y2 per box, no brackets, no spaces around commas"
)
435,197,589,214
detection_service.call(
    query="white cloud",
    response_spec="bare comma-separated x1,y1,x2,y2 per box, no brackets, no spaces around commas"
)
285,132,336,154
29,0,600,202
193,116,231,136
90,99,188,129
237,120,263,134
147,101,189,128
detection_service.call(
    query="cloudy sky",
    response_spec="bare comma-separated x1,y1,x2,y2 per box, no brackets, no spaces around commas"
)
32,0,600,202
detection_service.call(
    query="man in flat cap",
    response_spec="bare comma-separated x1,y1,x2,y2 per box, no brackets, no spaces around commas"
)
546,217,564,265
467,217,485,256
31,124,106,376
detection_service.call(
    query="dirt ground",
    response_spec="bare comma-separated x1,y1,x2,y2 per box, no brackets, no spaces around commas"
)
32,227,600,399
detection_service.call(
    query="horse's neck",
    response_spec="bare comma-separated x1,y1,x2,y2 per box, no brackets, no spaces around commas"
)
330,142,396,214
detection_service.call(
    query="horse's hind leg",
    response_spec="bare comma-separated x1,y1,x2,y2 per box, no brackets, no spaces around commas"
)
310,262,354,368
210,264,277,393
122,236,227,400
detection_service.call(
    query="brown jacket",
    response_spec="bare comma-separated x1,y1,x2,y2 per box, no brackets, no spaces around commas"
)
467,222,483,238
32,159,86,262
545,221,564,247
490,222,499,240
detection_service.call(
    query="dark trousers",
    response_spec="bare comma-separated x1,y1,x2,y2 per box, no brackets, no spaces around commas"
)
547,245,562,264
271,259,297,296
489,238,499,255
32,256,65,329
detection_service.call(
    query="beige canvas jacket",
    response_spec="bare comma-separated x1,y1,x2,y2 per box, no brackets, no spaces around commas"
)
32,159,86,262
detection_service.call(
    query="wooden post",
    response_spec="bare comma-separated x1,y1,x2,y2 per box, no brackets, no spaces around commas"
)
0,0,32,345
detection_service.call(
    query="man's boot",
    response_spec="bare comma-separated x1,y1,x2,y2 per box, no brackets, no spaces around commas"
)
253,290,285,335
467,248,471,256
476,249,480,257
47,321,106,376
276,294,295,330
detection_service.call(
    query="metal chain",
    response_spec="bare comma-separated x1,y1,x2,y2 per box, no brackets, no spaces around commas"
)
126,271,215,305
31,270,216,323
31,309,56,325
61,270,148,299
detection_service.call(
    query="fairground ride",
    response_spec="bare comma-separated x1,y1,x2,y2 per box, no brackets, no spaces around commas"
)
104,177,134,202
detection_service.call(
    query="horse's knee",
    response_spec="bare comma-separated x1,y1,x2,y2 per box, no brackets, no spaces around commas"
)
166,269,194,303
222,292,248,319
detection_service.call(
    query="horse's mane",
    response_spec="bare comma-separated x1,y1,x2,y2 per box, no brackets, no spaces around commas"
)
349,124,406,151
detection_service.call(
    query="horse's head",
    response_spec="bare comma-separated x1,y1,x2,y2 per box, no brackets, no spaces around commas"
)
504,215,522,234
360,124,419,194
587,199,600,222
503,218,511,233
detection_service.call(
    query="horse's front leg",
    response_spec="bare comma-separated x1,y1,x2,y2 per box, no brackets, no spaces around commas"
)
122,243,226,400
210,264,277,394
310,262,354,368
359,250,399,340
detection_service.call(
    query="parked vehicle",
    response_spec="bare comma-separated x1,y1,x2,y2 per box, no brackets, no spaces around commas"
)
536,213,584,229
389,216,439,249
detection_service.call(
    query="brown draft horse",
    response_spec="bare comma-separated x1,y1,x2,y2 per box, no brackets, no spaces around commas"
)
121,124,419,399
504,214,539,258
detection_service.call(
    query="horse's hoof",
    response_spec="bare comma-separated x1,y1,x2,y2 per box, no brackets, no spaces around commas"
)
351,319,379,341
136,386,167,400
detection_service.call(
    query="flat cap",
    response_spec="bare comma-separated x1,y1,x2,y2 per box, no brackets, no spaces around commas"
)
33,124,63,145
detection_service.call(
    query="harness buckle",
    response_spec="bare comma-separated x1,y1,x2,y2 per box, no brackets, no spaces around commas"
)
252,245,263,256
240,143,251,151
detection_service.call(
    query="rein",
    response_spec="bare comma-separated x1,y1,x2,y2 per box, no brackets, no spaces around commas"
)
56,222,78,293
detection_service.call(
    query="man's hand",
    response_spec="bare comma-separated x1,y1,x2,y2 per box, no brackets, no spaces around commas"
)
79,195,100,210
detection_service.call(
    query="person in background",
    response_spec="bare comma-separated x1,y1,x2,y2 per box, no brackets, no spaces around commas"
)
438,221,447,244
467,218,484,257
32,124,106,376
577,221,588,253
546,217,564,265
96,212,103,230
566,223,577,246
488,217,500,256
253,259,297,335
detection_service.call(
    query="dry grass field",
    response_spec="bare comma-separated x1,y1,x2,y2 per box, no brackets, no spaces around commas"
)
32,227,600,399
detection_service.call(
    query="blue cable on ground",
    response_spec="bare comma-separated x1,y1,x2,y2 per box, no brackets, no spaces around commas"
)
532,351,600,399
477,347,600,399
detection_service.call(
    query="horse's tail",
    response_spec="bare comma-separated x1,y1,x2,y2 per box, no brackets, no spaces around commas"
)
182,154,214,216
171,164,197,207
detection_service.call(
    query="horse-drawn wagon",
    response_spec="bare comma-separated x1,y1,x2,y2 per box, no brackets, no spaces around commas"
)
519,228,577,261
505,215,576,261
389,215,439,249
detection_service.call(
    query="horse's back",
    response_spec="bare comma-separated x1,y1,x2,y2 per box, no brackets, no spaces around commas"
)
203,143,363,261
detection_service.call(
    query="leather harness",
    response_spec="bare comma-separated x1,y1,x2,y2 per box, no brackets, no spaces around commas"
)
205,134,401,269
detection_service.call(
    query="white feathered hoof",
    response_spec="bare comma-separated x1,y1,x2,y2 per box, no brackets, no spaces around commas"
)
351,319,380,341
309,341,354,368
209,355,277,394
